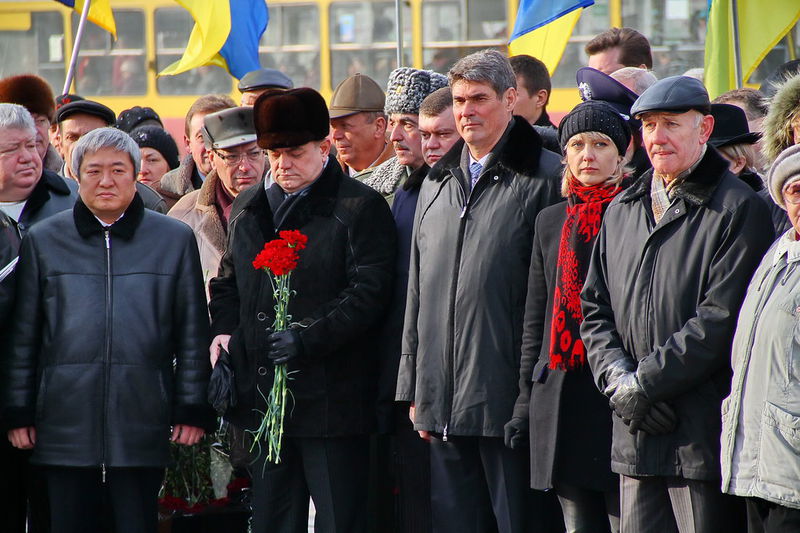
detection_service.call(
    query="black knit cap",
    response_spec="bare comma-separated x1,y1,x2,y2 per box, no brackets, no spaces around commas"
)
129,126,180,170
115,106,163,133
558,100,631,156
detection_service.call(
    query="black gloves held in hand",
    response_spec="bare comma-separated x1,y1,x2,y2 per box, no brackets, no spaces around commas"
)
503,417,529,450
609,371,650,425
267,329,304,365
630,401,678,435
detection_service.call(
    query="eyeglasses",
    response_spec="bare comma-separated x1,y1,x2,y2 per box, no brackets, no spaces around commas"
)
783,182,800,205
213,149,265,167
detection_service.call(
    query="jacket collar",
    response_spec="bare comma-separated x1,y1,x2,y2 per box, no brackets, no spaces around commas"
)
428,115,544,183
73,192,145,240
22,169,72,218
238,156,342,241
618,145,733,206
195,168,220,209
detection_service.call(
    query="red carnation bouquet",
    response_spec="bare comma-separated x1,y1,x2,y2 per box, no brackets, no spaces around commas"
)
251,230,308,463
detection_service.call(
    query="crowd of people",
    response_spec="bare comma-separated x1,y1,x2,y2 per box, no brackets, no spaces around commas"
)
0,23,800,533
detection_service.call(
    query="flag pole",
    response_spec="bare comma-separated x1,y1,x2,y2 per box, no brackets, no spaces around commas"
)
62,0,93,95
731,0,743,88
395,0,403,68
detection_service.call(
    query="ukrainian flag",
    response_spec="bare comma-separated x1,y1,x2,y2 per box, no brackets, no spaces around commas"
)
159,0,268,80
54,0,116,38
705,0,800,99
509,0,594,74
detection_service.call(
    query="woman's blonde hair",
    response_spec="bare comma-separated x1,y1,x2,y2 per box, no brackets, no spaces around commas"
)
560,131,627,197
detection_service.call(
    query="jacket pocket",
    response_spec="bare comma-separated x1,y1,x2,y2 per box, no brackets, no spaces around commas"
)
756,402,800,505
774,294,800,383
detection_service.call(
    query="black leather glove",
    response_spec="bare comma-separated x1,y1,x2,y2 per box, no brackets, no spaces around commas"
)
267,329,304,365
609,371,650,429
503,416,529,450
632,401,677,435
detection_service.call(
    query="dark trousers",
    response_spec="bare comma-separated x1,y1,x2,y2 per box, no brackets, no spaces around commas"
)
43,466,164,533
0,439,49,533
251,436,369,533
553,481,619,533
746,498,800,533
620,475,744,533
429,435,562,533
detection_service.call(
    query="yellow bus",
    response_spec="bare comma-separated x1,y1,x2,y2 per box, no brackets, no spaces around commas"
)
1,0,798,137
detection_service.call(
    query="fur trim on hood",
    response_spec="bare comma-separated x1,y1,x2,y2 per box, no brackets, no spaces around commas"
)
762,74,800,164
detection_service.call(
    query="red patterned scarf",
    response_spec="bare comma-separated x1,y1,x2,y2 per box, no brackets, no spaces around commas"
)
549,178,621,370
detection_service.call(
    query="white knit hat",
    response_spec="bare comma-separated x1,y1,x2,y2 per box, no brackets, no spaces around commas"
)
768,144,800,210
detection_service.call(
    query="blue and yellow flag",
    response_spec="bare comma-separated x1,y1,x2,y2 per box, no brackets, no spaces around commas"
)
705,0,800,99
159,0,268,80
54,0,116,38
509,0,594,75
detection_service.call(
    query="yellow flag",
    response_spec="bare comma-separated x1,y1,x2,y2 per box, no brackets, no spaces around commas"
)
158,1,231,77
61,0,117,38
509,8,584,75
705,0,800,99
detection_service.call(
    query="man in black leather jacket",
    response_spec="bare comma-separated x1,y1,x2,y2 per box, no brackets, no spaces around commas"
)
2,127,213,533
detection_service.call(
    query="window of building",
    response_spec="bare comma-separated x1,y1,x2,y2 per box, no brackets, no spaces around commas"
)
154,7,232,95
422,0,507,76
72,10,147,96
330,1,411,88
0,11,65,92
259,4,321,90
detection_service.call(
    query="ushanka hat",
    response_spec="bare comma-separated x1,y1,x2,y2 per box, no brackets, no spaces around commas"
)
0,74,56,122
253,88,329,150
558,100,631,156
384,68,448,115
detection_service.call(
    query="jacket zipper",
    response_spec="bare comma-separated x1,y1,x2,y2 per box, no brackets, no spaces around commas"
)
443,172,480,441
102,230,112,482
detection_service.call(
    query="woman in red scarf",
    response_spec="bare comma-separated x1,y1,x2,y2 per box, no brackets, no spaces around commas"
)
507,100,632,533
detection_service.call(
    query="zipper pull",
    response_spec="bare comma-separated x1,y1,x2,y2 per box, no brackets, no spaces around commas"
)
104,230,110,249
443,424,448,442
101,463,106,484
460,205,467,219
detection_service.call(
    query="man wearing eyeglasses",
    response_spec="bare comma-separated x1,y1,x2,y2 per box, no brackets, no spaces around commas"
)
169,106,265,293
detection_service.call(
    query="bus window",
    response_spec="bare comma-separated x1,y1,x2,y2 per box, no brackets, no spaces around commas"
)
155,7,232,96
623,0,707,78
259,4,321,90
0,11,65,92
422,0,507,75
329,1,411,88
71,9,147,96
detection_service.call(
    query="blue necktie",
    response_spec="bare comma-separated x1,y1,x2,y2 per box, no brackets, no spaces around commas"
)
469,161,482,188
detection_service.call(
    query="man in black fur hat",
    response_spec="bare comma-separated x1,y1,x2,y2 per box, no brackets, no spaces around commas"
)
208,88,396,533
396,49,563,533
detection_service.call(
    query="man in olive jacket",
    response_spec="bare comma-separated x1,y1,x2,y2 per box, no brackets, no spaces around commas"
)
209,88,396,533
580,76,774,533
3,128,213,533
396,49,562,533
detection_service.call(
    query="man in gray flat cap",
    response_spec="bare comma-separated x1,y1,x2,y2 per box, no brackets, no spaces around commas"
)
581,75,774,532
238,68,293,106
362,67,448,204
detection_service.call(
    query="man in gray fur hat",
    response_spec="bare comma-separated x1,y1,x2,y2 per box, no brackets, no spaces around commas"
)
361,67,448,205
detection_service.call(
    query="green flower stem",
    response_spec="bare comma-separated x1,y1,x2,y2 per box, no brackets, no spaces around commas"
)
249,271,293,464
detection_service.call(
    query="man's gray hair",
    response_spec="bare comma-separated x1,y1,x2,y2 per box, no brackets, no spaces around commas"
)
448,49,516,97
0,103,36,136
610,67,658,96
71,127,140,179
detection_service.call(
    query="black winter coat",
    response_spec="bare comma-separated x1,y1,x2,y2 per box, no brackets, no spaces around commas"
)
2,195,213,468
580,147,774,481
209,159,397,437
520,203,616,492
396,117,562,438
